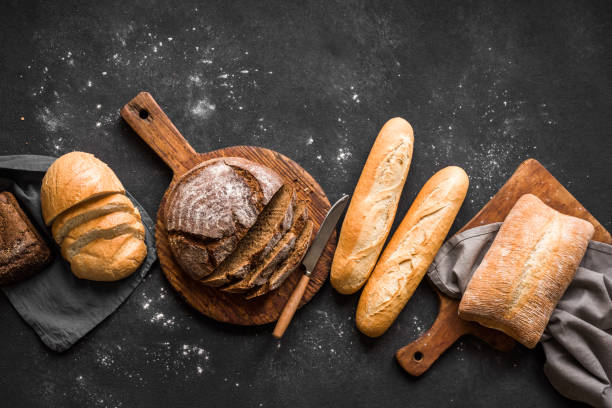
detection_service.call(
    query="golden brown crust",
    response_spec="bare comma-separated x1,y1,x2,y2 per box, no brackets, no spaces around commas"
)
41,152,148,281
331,118,414,294
356,166,469,337
60,211,143,260
51,193,137,245
41,152,125,225
69,233,147,281
458,194,594,348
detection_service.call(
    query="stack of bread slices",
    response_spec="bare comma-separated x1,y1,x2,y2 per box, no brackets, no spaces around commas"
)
164,158,312,299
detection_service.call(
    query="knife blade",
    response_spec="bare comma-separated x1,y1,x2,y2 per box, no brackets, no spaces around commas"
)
272,194,350,339
301,194,350,274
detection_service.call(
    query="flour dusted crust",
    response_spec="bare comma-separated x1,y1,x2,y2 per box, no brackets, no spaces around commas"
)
222,201,308,293
164,157,284,280
199,185,295,287
331,118,414,294
458,194,594,348
356,166,469,337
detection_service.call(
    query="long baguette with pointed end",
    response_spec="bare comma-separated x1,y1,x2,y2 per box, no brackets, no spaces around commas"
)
356,166,469,337
331,118,414,295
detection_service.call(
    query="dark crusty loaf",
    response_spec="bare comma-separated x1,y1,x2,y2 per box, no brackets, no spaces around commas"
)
222,201,308,293
247,219,314,299
200,184,295,287
0,192,53,285
165,157,283,280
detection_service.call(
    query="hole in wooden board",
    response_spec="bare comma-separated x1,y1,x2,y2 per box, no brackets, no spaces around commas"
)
139,109,149,119
413,351,423,362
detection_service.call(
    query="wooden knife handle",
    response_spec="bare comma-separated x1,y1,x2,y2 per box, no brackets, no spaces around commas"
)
273,274,310,338
120,91,199,176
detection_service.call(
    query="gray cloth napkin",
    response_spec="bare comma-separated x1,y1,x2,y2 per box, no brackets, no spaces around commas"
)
428,223,612,408
0,155,157,352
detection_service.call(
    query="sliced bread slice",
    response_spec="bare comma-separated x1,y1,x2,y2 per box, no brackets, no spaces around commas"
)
222,201,308,293
246,219,314,299
52,193,138,245
69,232,147,281
60,211,144,260
165,158,283,279
200,185,295,287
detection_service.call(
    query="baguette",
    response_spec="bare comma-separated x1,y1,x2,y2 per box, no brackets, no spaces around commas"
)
356,166,469,337
330,117,414,294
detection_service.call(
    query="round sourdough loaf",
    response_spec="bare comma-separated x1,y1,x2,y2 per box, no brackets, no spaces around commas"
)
164,157,283,280
41,152,147,281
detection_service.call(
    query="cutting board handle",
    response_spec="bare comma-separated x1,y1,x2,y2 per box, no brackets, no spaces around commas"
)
121,91,200,176
396,292,469,375
395,290,515,376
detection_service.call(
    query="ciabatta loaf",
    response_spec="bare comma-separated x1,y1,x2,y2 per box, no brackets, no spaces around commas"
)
356,166,469,337
458,194,594,348
331,118,414,294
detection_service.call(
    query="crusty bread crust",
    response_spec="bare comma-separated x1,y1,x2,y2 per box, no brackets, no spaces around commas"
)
41,152,147,281
52,193,136,245
331,118,414,294
41,152,125,225
69,233,147,281
356,166,469,337
165,157,284,280
458,194,594,348
199,185,295,287
222,201,307,293
0,192,53,285
246,219,314,299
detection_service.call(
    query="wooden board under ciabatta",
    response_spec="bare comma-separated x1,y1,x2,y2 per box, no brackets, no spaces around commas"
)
396,159,612,376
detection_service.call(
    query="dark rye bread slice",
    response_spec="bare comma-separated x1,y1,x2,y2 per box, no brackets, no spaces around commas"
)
200,185,295,287
165,157,283,280
246,219,314,299
0,192,53,285
222,201,308,293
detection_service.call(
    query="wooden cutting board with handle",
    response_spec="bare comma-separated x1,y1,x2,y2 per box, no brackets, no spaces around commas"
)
396,158,612,375
120,92,336,326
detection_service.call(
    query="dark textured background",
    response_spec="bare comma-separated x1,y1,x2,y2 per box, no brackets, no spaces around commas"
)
1,0,611,406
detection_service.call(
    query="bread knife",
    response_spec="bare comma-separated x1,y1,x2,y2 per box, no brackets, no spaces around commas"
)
273,194,350,338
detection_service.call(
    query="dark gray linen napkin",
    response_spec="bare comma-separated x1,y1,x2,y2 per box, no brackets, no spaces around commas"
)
0,155,157,352
428,223,612,408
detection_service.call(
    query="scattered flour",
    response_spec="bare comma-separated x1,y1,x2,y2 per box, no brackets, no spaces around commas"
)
336,147,352,162
190,98,216,120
